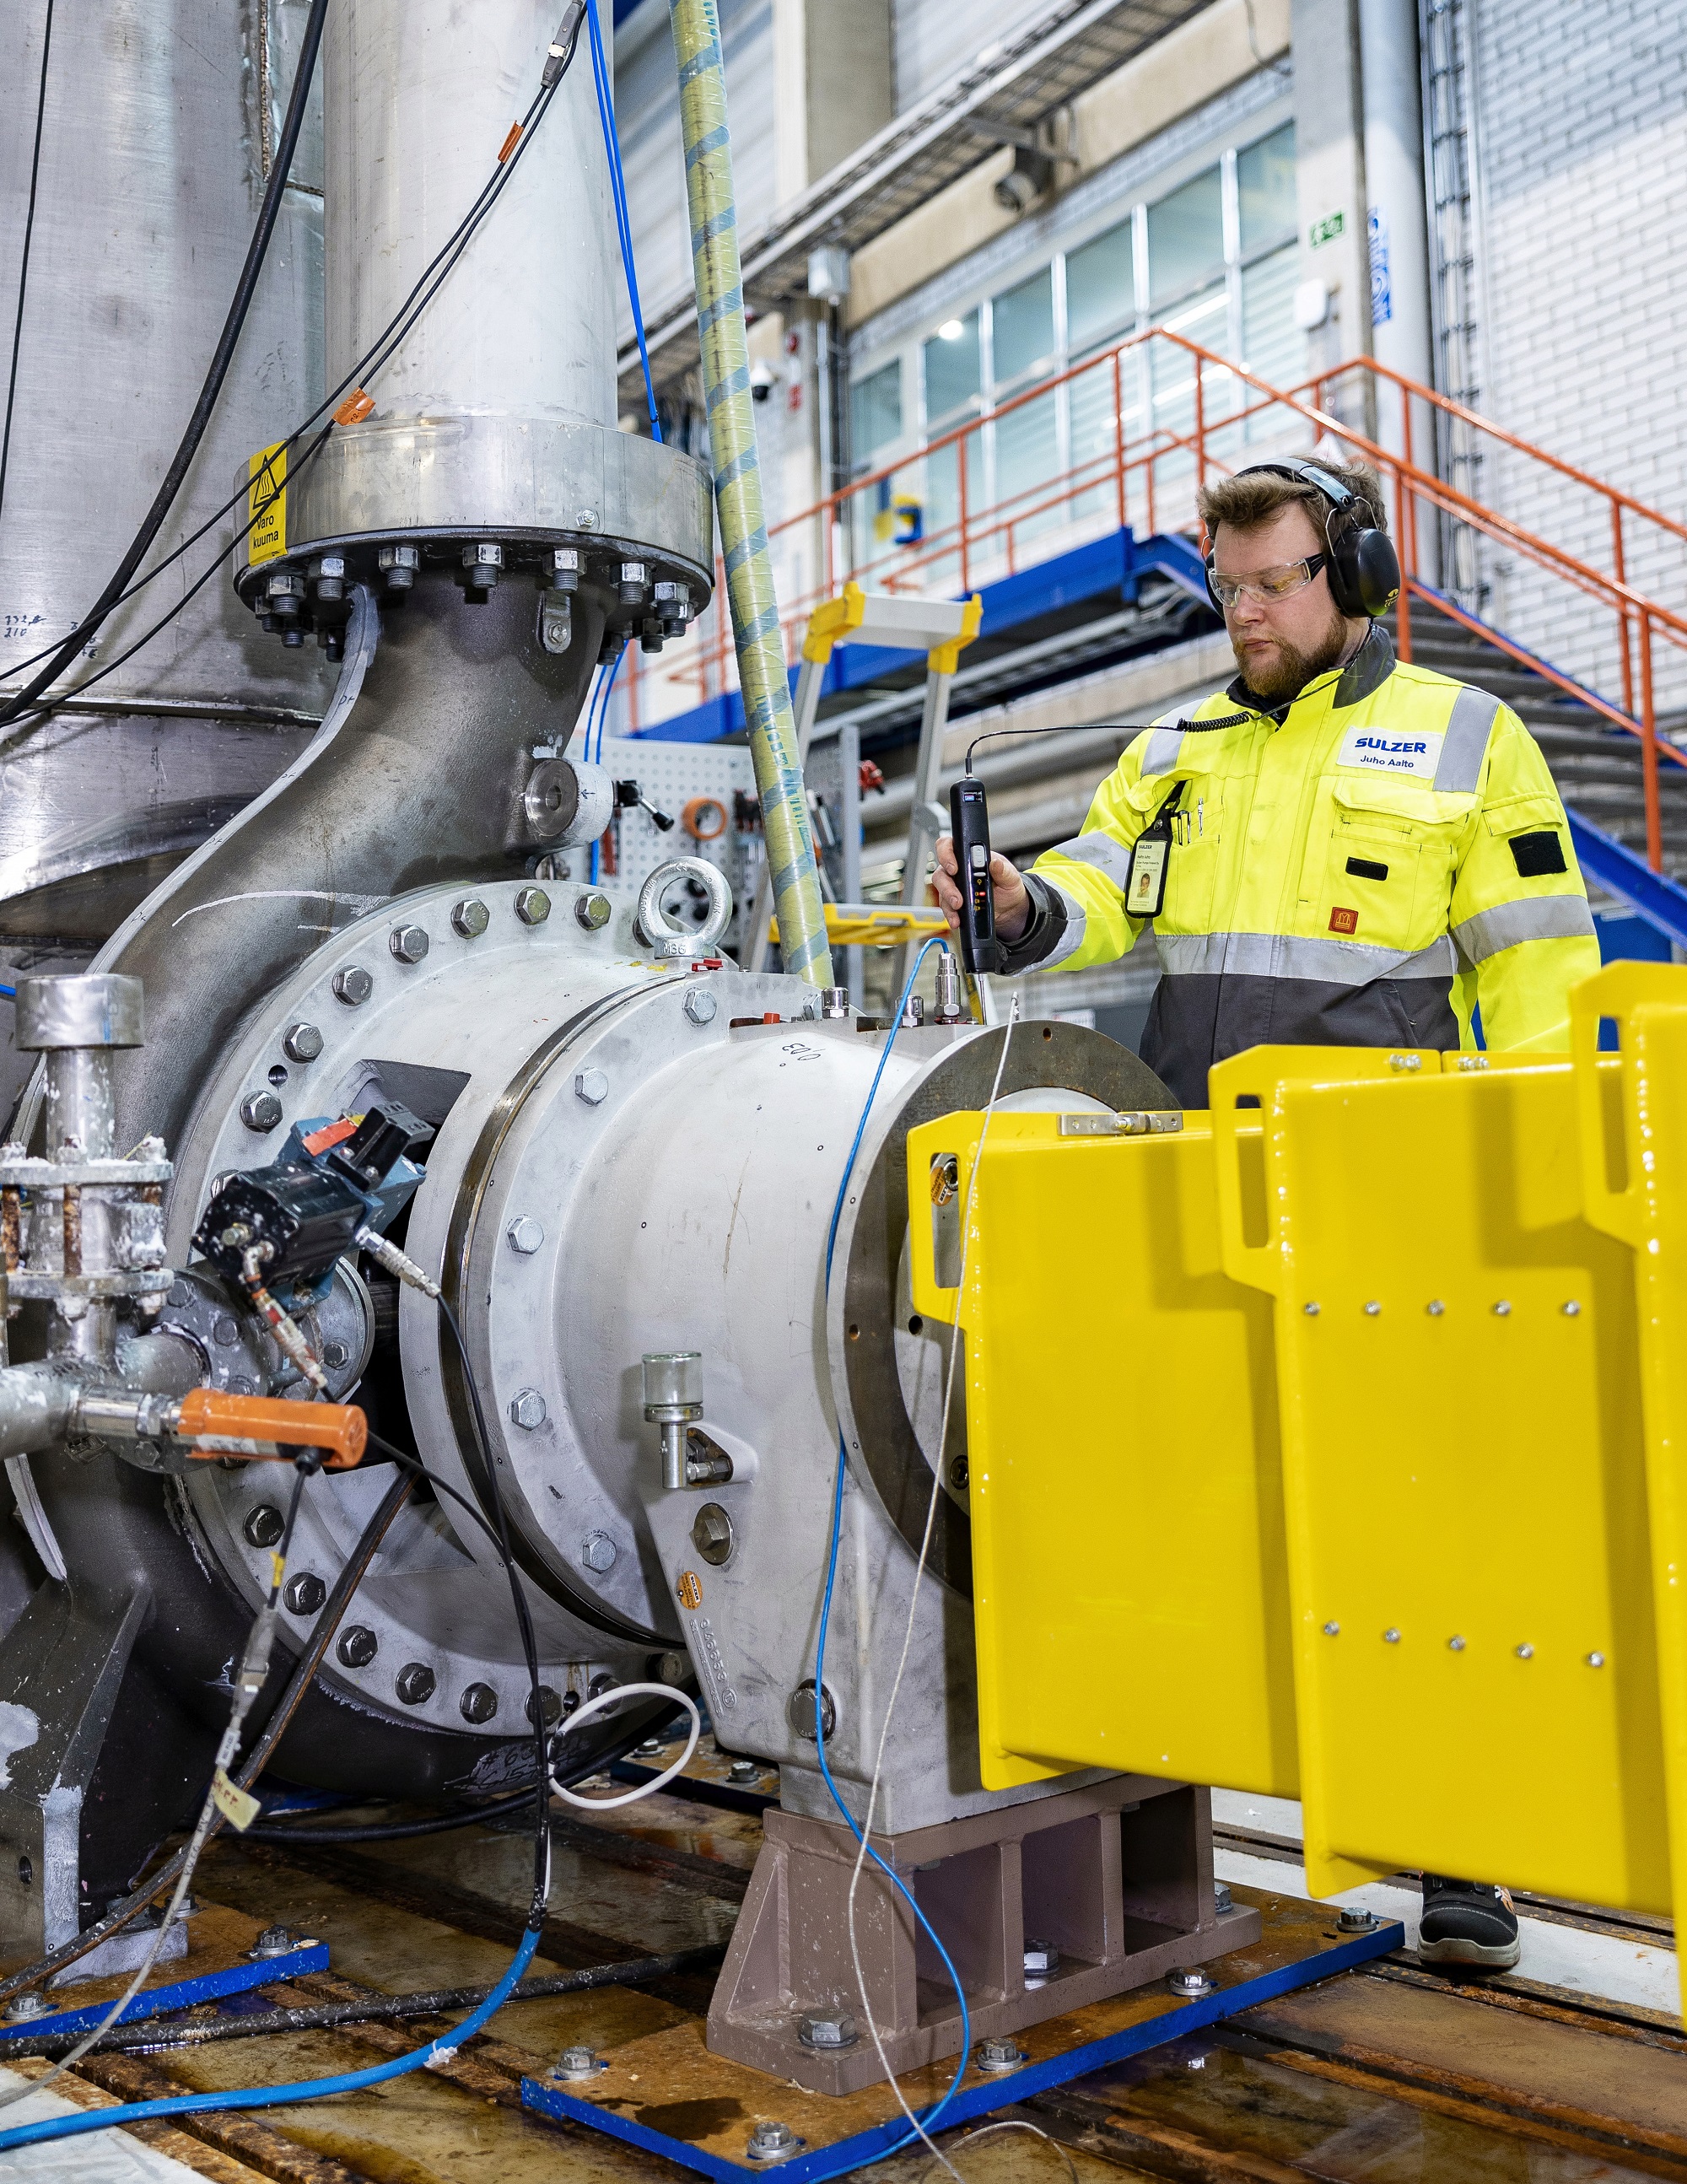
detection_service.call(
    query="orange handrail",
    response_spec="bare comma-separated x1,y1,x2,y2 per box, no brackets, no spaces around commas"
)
624,325,1683,869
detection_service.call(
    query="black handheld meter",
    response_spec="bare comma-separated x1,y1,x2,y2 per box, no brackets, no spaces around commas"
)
949,774,1005,975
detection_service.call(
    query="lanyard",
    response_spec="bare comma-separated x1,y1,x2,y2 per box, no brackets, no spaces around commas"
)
1124,779,1186,919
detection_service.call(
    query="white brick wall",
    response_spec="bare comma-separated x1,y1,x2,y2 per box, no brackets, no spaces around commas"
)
1469,0,1687,718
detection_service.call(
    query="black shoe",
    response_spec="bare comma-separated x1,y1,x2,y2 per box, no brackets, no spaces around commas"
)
1418,1875,1520,1969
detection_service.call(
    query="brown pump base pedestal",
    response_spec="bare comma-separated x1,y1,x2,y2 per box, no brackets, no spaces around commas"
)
706,1776,1258,2095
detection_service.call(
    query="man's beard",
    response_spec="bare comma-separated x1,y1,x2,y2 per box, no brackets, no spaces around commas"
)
1232,609,1350,703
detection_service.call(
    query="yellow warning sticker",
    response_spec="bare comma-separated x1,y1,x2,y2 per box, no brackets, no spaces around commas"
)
211,1766,261,1832
246,441,288,567
676,1570,703,1611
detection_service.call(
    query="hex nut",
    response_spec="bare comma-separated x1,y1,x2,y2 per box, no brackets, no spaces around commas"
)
728,1759,760,1784
337,1626,379,1668
333,966,374,1006
574,1068,608,1105
451,898,491,939
1166,1966,1215,1997
507,1216,545,1254
460,1682,499,1725
389,924,430,964
1023,1938,1060,1978
685,989,718,1025
526,1685,564,1727
574,892,612,931
283,1022,324,1063
283,1572,326,1616
579,1531,618,1573
552,2045,605,2081
245,1504,285,1548
323,1339,351,1370
746,2121,800,2162
515,887,552,926
1336,1906,1380,1933
3,1992,48,2023
974,2036,1025,2074
248,1925,296,1959
509,1388,547,1429
240,1091,283,1133
691,1502,734,1567
795,2008,857,2050
395,1663,437,1706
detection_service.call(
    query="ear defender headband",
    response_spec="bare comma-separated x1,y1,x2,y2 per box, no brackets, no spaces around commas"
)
1204,458,1402,619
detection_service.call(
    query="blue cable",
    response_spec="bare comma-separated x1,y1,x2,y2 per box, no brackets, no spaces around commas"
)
0,1928,542,2153
0,985,13,999
804,936,975,2176
585,0,661,441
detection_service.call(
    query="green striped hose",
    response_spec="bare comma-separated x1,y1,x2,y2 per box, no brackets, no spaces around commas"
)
669,0,833,987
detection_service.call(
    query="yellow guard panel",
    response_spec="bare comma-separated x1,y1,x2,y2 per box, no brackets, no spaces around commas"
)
1210,1044,1664,1911
906,1109,1297,1800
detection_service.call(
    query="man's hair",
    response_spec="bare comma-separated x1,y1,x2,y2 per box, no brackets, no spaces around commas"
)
1197,457,1388,542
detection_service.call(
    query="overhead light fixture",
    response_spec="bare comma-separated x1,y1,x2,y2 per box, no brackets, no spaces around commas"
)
937,319,966,341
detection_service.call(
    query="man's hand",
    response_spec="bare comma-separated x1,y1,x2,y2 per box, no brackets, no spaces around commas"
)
933,834,1031,943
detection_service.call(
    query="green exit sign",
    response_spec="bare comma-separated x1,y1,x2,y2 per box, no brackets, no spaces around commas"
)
1309,210,1346,248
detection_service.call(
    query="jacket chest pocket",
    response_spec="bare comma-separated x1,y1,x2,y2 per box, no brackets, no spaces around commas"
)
1318,777,1469,951
1129,774,1225,930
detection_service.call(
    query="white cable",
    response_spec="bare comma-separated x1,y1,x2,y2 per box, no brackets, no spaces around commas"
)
547,1682,701,1809
844,994,1021,2182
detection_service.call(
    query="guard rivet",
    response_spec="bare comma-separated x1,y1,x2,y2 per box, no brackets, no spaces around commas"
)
1561,1300,1582,1317
1382,1627,1400,1643
1426,1299,1445,1316
1587,1651,1606,1668
1363,1300,1381,1316
1493,1300,1512,1317
1515,1643,1534,1659
1323,1620,1339,1637
1447,1635,1466,1652
1304,1302,1320,1316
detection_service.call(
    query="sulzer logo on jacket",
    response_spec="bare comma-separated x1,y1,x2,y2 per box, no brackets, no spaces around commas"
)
1336,724,1446,779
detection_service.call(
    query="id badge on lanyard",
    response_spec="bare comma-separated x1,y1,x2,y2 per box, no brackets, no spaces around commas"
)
1124,779,1186,919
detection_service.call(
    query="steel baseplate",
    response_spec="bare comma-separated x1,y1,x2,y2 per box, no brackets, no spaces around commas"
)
520,1887,1404,2179
0,1903,327,2046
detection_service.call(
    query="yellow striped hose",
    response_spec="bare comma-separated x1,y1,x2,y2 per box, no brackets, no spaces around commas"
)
669,0,833,987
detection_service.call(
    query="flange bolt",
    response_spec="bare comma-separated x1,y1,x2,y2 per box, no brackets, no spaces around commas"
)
795,2007,857,2050
746,2119,801,2163
1166,1966,1216,1998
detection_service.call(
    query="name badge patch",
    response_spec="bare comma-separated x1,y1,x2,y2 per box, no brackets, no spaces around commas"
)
1336,725,1444,779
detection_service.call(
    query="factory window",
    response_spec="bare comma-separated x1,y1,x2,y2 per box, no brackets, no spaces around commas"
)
851,116,1297,573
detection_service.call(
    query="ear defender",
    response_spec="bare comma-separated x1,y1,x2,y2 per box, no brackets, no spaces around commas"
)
1205,460,1401,619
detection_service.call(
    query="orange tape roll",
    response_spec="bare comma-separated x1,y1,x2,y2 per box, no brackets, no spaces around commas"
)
681,795,729,843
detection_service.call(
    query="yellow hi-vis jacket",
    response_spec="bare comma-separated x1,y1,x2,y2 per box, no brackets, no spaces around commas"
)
1003,626,1601,1108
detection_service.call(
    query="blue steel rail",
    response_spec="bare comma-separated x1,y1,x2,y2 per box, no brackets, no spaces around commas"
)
521,1917,1404,2181
0,1936,330,2046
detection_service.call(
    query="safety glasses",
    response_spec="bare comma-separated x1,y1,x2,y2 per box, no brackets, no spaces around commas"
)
1210,552,1329,609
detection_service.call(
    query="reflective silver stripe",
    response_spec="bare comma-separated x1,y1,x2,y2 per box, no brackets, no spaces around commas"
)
1453,893,1596,964
1044,833,1135,890
1155,930,1458,985
1432,685,1502,793
1034,882,1088,970
1140,725,1185,775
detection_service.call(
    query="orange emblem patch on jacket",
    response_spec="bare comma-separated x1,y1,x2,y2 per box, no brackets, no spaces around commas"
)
1329,906,1360,935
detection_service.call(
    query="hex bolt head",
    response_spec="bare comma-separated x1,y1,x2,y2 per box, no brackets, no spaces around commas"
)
323,1340,351,1370
283,1572,326,1616
1022,1938,1060,1979
795,2007,857,2050
451,898,490,939
574,891,612,931
552,2045,605,2080
459,1682,499,1725
515,887,552,926
240,1091,283,1133
333,966,374,1006
283,1022,324,1064
395,1663,437,1706
746,2120,800,2162
728,1759,759,1784
3,1991,48,2023
684,989,718,1025
509,1388,547,1429
574,1067,608,1106
1167,1966,1216,1998
526,1685,563,1727
1336,1906,1381,1932
507,1216,545,1254
245,1504,285,1549
691,1502,734,1567
248,1925,296,1959
974,2036,1026,2074
337,1625,378,1668
1215,1882,1233,1914
389,924,430,964
579,1530,618,1573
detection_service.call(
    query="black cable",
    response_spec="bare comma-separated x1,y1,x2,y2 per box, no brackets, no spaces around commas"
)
0,0,54,524
0,1469,415,2009
8,1945,727,2060
0,0,329,725
0,17,585,704
240,1697,684,1843
963,715,1252,771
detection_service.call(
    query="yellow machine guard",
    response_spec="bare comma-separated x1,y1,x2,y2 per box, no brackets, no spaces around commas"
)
908,965,1687,1982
